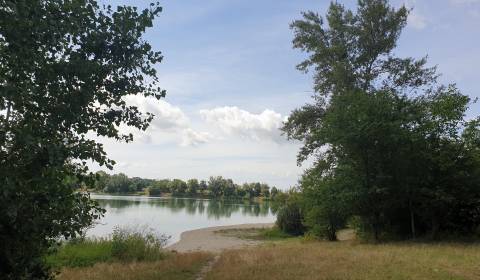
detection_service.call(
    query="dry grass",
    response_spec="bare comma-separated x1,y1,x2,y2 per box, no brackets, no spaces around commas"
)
57,252,212,280
205,240,480,280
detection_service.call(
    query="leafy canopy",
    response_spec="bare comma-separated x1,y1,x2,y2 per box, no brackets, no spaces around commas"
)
283,0,480,241
0,1,164,279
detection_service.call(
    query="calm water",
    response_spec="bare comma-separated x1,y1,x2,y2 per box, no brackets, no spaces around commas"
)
87,194,276,245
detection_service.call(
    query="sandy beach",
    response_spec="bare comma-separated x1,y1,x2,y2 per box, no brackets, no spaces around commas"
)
167,223,274,253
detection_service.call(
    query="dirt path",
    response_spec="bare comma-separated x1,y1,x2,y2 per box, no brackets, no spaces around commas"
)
194,255,220,280
167,223,274,253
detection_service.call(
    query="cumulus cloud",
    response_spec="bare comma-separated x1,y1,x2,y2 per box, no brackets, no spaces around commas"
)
199,106,286,142
121,96,210,147
123,96,189,131
180,128,213,147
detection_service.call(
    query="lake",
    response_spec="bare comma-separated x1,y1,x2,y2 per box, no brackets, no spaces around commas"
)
87,194,276,245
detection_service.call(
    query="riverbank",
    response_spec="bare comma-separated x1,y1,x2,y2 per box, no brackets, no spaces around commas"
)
53,223,480,280
167,223,274,253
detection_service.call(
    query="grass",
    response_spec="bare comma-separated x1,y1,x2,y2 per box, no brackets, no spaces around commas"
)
47,226,169,268
215,226,294,241
205,239,480,280
48,226,480,280
57,252,211,280
46,239,114,268
47,226,213,280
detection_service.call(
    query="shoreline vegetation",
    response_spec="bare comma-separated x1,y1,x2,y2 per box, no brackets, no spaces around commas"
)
51,223,480,280
77,171,287,202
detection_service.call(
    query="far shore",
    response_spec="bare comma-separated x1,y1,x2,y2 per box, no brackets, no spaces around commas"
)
88,191,272,203
167,223,275,253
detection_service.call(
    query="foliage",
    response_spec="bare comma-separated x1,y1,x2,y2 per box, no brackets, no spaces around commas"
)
110,225,168,262
276,196,305,236
47,226,168,269
46,238,113,268
0,0,163,278
284,0,480,241
95,172,278,200
301,165,352,241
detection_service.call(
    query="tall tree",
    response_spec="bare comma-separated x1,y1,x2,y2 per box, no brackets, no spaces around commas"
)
284,0,480,240
0,1,163,278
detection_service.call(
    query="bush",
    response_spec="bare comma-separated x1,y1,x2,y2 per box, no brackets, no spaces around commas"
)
46,226,170,268
111,225,169,262
276,202,305,236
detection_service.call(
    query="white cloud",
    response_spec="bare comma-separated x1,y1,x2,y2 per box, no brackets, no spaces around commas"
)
121,96,211,147
123,96,189,131
180,128,213,147
405,0,427,30
200,106,286,142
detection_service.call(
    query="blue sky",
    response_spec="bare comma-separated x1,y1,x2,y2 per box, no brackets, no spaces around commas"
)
96,0,480,189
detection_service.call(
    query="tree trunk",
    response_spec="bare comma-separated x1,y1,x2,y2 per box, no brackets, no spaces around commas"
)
409,199,416,239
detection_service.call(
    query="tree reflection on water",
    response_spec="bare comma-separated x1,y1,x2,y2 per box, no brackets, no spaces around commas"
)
94,196,273,219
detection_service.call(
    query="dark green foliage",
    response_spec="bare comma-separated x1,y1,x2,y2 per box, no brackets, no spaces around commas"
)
276,200,305,236
301,166,352,241
94,172,280,200
0,0,163,278
285,0,480,241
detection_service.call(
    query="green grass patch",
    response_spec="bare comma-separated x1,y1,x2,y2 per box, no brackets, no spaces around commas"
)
47,226,169,268
216,226,294,241
46,239,113,268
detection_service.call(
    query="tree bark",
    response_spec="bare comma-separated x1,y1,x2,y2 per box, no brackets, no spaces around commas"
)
409,199,416,239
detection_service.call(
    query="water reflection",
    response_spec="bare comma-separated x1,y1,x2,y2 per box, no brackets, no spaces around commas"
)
88,194,276,244
95,195,272,220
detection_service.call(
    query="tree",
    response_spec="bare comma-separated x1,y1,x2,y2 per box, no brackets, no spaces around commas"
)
260,183,270,198
105,173,131,193
199,180,208,195
187,179,199,196
270,187,279,199
301,164,352,241
284,0,480,241
223,179,236,197
169,179,187,196
208,176,225,197
0,1,163,278
94,171,110,191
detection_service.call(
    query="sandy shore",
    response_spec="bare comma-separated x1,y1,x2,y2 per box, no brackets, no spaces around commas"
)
167,223,274,253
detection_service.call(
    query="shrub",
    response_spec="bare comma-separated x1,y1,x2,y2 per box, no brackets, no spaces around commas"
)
276,202,305,236
46,226,170,268
111,225,169,262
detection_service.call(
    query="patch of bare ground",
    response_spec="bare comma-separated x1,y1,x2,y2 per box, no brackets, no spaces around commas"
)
167,223,274,253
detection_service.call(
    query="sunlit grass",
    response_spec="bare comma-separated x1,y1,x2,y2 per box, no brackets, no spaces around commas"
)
206,239,480,280
57,252,212,280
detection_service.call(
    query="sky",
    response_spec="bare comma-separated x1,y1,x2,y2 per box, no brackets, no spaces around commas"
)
94,0,480,189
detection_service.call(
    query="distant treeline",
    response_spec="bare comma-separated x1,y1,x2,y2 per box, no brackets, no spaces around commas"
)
89,171,282,200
